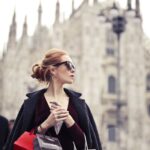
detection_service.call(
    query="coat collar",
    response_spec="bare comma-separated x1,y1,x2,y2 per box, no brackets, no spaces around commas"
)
26,88,82,99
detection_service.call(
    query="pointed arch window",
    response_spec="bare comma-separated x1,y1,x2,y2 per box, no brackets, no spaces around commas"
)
108,124,116,142
146,74,150,92
108,75,116,94
106,47,114,55
147,103,150,116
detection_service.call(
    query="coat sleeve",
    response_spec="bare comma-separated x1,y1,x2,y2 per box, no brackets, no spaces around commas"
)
85,103,102,150
4,103,24,150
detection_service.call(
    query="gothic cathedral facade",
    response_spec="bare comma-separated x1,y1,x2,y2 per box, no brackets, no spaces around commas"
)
0,0,150,150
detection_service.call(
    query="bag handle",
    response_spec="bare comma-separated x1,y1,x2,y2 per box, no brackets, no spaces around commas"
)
73,133,88,150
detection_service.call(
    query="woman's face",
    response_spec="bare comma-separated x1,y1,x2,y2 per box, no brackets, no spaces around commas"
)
52,55,75,85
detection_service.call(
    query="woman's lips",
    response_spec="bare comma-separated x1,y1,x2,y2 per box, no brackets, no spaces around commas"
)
70,75,75,77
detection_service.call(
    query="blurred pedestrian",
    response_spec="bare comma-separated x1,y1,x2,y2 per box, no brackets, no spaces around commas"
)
0,115,9,149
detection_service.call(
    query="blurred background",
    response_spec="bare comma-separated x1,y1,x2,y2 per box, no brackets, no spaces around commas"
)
0,0,150,150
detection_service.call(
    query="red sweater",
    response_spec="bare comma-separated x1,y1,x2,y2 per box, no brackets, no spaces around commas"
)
34,94,85,150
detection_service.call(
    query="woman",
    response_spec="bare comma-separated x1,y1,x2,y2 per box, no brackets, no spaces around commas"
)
5,48,102,150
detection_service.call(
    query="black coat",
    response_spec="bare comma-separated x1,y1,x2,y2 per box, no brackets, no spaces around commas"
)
4,88,102,150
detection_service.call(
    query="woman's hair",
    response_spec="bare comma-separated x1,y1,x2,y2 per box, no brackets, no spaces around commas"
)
31,48,68,82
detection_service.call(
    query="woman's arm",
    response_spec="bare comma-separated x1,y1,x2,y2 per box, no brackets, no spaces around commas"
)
64,114,85,149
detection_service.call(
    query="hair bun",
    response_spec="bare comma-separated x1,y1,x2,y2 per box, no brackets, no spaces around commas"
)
31,63,43,80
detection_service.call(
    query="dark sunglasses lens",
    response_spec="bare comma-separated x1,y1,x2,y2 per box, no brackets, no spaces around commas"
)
66,62,75,70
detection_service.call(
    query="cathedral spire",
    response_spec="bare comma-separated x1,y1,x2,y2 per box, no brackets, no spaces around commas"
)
12,10,16,24
55,0,60,23
72,0,75,13
135,0,140,17
38,1,42,26
7,10,17,49
22,16,28,38
127,0,132,10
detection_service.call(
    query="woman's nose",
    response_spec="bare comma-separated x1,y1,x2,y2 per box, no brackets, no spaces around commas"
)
71,68,75,73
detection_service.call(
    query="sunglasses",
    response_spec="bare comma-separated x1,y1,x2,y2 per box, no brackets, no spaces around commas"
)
53,61,75,70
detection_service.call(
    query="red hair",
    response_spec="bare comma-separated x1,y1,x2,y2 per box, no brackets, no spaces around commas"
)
31,48,68,82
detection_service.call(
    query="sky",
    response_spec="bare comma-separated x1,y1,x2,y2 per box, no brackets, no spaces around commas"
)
0,0,149,54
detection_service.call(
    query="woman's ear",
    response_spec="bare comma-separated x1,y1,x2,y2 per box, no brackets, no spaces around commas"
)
49,66,56,76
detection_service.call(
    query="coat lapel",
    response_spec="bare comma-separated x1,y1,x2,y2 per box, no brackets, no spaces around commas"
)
64,89,91,134
22,89,47,130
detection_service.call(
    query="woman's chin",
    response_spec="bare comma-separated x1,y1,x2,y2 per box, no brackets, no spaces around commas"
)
65,79,74,84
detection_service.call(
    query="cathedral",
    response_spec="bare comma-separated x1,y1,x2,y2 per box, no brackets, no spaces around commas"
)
0,0,150,149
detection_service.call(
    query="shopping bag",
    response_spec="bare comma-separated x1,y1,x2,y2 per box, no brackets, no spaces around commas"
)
14,131,36,150
34,134,62,150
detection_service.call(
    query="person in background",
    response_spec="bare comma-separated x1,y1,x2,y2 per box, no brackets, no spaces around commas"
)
5,48,102,150
0,115,9,149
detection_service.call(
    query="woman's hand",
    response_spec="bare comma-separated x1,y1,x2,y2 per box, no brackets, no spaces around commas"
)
50,102,75,127
39,105,69,132
50,102,75,128
64,114,75,128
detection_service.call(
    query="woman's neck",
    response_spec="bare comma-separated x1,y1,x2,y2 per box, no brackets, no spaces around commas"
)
45,80,66,100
